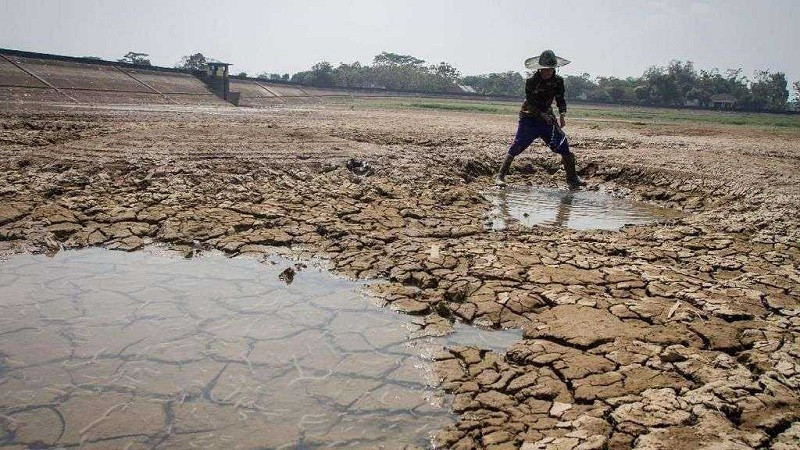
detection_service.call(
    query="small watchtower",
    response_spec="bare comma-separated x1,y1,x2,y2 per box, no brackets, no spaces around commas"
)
205,62,231,101
207,62,230,79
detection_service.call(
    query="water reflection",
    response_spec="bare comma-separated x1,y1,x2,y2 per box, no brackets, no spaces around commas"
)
488,185,681,230
0,249,519,448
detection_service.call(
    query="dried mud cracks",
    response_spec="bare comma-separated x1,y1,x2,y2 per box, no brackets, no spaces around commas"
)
0,106,798,449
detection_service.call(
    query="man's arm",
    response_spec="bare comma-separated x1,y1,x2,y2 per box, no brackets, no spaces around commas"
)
556,77,567,127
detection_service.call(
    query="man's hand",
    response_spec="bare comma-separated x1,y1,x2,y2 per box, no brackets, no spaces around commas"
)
559,114,566,128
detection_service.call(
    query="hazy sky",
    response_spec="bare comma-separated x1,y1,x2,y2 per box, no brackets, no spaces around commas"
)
2,0,798,87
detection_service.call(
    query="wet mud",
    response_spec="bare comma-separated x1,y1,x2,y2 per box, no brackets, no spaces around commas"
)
0,103,798,449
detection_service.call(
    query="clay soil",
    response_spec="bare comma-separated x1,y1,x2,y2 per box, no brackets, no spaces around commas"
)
0,100,799,449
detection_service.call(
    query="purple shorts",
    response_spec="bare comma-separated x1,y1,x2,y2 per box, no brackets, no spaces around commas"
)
508,116,570,156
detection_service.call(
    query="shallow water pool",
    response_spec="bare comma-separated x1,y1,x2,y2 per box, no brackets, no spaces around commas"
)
486,185,682,230
0,248,520,448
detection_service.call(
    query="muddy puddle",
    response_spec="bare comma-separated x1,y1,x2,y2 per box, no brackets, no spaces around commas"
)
0,248,520,448
486,185,682,230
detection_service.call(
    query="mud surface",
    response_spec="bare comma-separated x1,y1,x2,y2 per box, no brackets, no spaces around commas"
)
0,101,798,449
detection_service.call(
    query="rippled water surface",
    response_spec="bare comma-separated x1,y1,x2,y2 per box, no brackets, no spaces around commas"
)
486,186,682,230
0,248,520,448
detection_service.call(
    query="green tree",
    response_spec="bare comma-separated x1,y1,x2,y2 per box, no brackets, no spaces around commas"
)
291,61,336,86
334,62,369,87
290,70,312,84
794,81,800,109
176,53,208,71
428,62,461,92
431,62,459,82
461,72,524,96
684,87,706,106
635,61,697,106
594,76,638,103
666,60,697,102
749,70,789,111
373,52,425,67
722,69,751,106
118,52,151,66
640,66,675,105
310,61,336,86
370,52,427,90
633,85,650,102
563,73,597,101
693,69,726,106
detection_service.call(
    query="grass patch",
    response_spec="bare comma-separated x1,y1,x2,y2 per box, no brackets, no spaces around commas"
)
569,105,800,129
406,101,513,114
348,97,518,115
342,97,800,130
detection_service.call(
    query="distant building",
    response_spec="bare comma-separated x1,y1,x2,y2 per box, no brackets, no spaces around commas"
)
360,83,386,90
684,98,701,107
710,93,737,110
458,84,477,94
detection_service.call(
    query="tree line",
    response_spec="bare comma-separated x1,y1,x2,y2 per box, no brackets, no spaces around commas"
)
281,55,798,112
559,61,792,112
288,52,462,93
117,50,800,112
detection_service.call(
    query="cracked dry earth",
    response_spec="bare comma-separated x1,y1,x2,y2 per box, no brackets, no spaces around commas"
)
1,102,799,449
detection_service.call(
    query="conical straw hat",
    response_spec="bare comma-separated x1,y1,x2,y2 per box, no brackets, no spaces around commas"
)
525,50,570,70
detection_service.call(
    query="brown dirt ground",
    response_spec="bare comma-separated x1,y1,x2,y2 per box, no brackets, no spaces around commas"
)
0,100,798,449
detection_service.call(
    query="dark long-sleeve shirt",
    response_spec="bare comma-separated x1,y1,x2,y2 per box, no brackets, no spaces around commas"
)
520,72,567,120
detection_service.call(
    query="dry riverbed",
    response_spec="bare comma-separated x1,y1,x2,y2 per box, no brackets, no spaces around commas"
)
0,101,798,449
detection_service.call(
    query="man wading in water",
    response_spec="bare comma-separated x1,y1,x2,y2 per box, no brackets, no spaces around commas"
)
496,50,585,189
